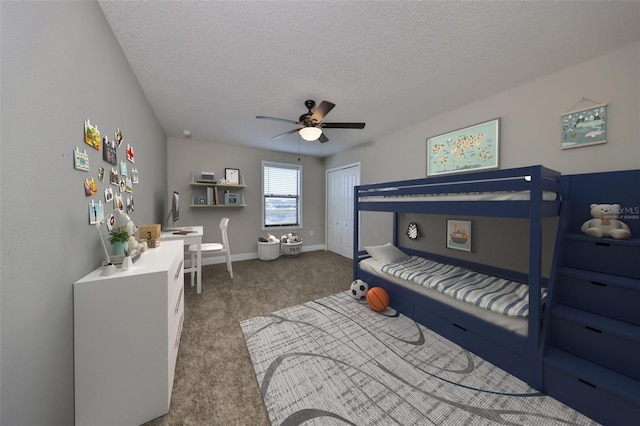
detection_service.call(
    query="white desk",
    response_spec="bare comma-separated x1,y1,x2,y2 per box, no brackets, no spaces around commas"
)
161,226,204,294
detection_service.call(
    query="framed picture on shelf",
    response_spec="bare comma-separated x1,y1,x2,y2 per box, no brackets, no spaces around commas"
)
427,118,499,176
225,168,240,185
447,220,471,252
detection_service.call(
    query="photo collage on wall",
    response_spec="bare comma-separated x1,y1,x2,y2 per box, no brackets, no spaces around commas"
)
75,119,140,224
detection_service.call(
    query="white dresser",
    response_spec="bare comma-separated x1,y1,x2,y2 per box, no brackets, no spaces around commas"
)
74,240,185,426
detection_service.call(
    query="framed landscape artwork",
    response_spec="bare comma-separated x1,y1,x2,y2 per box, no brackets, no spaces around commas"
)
427,118,499,177
561,103,607,149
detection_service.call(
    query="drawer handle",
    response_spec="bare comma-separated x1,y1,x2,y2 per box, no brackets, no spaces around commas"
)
175,313,184,349
585,325,602,334
578,378,597,388
595,242,610,247
453,323,467,332
175,287,183,315
589,281,606,287
174,260,184,280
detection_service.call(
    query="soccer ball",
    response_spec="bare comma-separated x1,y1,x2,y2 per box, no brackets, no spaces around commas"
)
350,279,369,300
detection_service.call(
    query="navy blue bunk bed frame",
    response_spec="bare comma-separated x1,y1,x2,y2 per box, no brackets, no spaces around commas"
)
353,165,562,390
542,169,640,423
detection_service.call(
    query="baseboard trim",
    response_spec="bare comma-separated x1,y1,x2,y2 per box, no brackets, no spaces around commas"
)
186,244,327,267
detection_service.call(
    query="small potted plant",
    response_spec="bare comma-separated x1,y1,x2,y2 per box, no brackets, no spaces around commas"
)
108,226,130,256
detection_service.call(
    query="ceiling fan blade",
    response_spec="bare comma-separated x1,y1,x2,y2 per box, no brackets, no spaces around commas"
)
321,122,366,129
256,116,300,125
318,133,329,143
271,128,300,140
309,100,335,124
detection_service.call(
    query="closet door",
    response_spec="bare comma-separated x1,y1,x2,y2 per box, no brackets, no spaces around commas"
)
326,163,360,259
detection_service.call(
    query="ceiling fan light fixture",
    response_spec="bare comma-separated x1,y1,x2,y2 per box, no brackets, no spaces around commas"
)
299,126,322,141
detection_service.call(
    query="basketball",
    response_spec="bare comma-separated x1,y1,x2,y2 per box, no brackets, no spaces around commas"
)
366,287,389,312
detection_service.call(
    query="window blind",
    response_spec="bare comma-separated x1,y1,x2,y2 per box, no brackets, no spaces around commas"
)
263,162,301,227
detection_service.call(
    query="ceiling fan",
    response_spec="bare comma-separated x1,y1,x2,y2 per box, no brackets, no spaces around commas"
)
256,100,365,143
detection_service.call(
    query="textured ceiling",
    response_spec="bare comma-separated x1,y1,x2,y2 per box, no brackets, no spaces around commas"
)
98,1,640,157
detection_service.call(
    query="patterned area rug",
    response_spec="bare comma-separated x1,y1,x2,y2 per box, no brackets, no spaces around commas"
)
240,292,598,426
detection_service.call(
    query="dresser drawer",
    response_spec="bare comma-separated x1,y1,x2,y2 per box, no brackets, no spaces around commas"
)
168,283,184,358
550,310,640,380
564,237,640,279
544,363,640,425
167,309,184,403
558,268,640,325
169,255,184,290
168,254,184,310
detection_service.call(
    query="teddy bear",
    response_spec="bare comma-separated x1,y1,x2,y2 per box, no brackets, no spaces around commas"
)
581,203,632,239
123,218,147,254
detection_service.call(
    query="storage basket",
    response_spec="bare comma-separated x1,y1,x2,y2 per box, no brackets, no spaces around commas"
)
258,240,280,261
281,241,303,257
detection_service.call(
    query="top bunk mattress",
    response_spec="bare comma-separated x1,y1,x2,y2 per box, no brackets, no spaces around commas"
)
356,165,562,206
359,190,558,202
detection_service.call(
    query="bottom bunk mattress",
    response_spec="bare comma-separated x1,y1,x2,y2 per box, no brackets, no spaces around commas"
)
359,256,541,336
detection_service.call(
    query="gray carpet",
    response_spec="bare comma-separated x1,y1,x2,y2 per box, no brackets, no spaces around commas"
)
241,292,599,426
144,250,352,425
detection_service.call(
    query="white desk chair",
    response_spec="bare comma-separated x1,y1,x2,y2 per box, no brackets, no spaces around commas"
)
188,217,233,287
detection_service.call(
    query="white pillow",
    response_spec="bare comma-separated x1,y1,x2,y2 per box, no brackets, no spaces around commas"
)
364,243,408,263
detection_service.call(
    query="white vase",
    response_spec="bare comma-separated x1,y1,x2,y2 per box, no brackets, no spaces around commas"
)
121,256,132,271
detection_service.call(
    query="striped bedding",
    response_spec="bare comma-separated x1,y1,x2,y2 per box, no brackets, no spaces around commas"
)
381,256,544,317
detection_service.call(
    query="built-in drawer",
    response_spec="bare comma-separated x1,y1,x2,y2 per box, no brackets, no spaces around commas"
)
413,304,530,384
558,268,640,325
544,362,640,425
550,307,640,380
564,235,640,279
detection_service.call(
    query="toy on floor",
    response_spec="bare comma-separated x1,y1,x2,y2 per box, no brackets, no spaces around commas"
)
350,279,369,300
258,233,280,243
366,287,389,312
581,203,632,239
280,232,301,243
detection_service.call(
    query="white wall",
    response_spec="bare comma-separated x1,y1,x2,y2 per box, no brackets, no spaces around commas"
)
326,41,640,246
167,137,326,256
0,2,166,424
328,40,640,179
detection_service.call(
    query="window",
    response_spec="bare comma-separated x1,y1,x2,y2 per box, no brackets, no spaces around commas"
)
262,161,302,228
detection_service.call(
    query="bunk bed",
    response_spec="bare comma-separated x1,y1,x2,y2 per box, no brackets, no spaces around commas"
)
353,165,562,390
